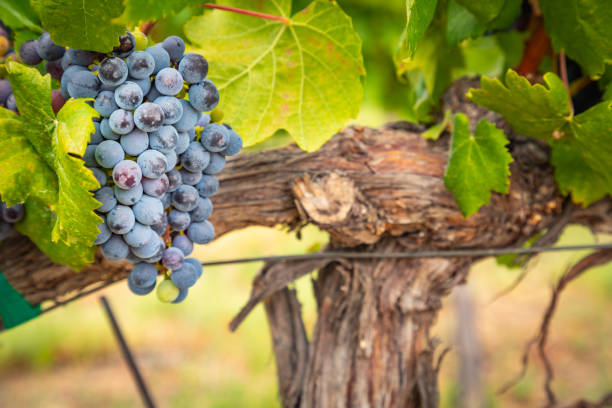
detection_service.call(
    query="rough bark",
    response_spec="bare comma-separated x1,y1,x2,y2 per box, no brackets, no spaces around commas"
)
1,79,611,406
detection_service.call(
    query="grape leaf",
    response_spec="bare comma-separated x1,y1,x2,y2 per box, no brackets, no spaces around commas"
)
0,0,42,33
184,0,365,152
467,69,571,139
403,0,438,58
33,0,125,52
16,199,96,270
444,114,512,217
446,0,485,45
540,0,612,76
0,62,101,251
549,102,612,205
114,0,200,26
455,0,506,23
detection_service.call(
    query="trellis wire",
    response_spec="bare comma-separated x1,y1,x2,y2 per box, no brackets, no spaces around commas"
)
40,242,612,315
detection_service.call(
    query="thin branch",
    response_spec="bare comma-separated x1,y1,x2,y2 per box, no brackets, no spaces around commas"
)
559,51,575,116
201,3,290,24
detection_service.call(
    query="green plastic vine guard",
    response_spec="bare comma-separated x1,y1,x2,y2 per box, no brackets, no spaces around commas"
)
0,270,40,331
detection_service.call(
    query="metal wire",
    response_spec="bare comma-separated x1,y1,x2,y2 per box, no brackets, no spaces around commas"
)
40,242,612,314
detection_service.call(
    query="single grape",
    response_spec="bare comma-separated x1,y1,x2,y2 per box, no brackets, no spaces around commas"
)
19,40,42,65
160,192,172,210
149,125,178,153
90,122,103,144
129,76,151,95
178,53,208,84
172,288,189,304
94,219,111,245
120,129,149,156
130,262,158,287
60,65,88,99
201,124,230,152
142,174,169,197
112,159,142,190
188,79,219,112
167,209,191,231
94,186,117,213
134,102,165,132
151,213,168,235
204,153,226,175
154,96,183,125
164,149,178,171
114,81,143,110
197,113,211,128
95,140,124,168
36,32,65,61
51,90,66,114
133,30,148,51
175,131,190,154
90,167,107,186
102,234,130,261
67,70,100,98
162,247,184,270
45,59,64,80
161,36,185,63
124,222,154,248
133,195,165,225
132,233,164,258
137,149,168,179
187,220,215,244
174,99,199,132
0,79,11,105
155,67,183,96
107,205,135,235
223,128,243,156
146,45,170,75
167,169,182,192
181,142,210,173
98,57,129,86
190,197,213,222
157,278,179,302
184,258,203,278
83,144,99,167
179,168,202,186
1,203,24,223
128,274,156,295
5,94,17,112
109,109,135,135
100,118,120,140
66,48,101,66
170,263,198,289
195,175,219,197
126,50,155,79
172,234,193,256
94,91,119,117
114,183,143,205
112,31,136,58
172,185,199,212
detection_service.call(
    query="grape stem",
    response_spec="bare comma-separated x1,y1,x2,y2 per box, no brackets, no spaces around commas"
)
558,51,574,117
201,3,290,24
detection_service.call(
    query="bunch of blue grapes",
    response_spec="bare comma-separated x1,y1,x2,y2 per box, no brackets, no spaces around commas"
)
0,196,24,240
19,31,242,303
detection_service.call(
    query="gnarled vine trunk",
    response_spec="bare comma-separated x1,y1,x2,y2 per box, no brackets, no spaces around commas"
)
1,80,611,406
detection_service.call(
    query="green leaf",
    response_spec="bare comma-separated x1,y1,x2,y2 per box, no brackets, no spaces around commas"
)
0,0,42,33
185,0,365,152
33,0,125,52
455,0,506,23
550,102,612,206
446,0,485,45
16,199,96,270
403,0,438,58
0,62,101,251
540,0,612,76
444,114,513,217
467,69,571,139
114,0,200,26
422,109,452,140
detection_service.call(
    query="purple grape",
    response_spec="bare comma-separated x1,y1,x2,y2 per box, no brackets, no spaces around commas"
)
170,263,198,289
201,124,230,152
109,109,135,135
149,125,177,153
130,262,158,287
95,140,124,168
188,79,219,112
162,247,184,270
107,205,136,234
114,183,143,205
162,36,185,63
112,159,142,190
172,234,193,256
189,197,212,222
101,234,129,261
168,209,191,231
124,222,154,248
172,185,199,212
126,51,155,79
134,102,165,132
195,175,219,197
114,81,143,110
142,174,169,197
204,153,226,175
155,67,183,95
99,57,128,86
179,168,202,186
19,40,42,65
137,149,168,179
178,53,208,84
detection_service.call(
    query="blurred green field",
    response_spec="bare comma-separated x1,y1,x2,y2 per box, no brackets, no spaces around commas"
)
0,224,610,407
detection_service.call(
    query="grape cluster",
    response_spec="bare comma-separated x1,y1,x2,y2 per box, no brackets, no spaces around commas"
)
0,197,24,240
19,31,242,303
0,22,18,112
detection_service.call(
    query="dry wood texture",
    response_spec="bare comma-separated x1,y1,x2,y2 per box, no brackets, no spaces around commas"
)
1,80,610,407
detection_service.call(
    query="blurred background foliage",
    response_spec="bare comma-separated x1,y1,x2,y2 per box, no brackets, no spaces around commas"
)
0,0,611,407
